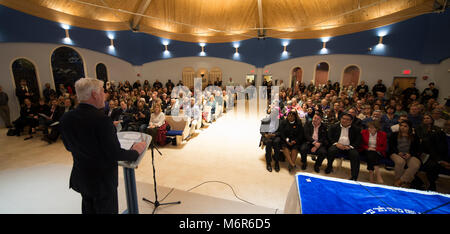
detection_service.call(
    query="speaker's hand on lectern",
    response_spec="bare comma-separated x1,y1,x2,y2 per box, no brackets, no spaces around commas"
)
131,142,146,155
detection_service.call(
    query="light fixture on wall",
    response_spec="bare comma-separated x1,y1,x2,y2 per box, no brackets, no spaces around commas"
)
199,42,206,56
378,36,384,45
108,33,115,49
320,37,330,54
281,41,289,58
375,30,387,50
233,42,240,53
162,40,171,58
233,42,240,59
106,33,115,54
105,32,116,54
61,24,72,44
162,40,169,51
282,41,288,52
375,36,385,50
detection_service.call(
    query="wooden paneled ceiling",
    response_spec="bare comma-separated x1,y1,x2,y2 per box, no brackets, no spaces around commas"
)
0,0,442,43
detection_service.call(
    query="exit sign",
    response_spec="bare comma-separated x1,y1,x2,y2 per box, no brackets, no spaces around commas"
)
402,69,411,75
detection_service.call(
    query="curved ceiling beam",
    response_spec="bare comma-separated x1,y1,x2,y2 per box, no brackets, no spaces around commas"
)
131,0,152,31
257,0,264,37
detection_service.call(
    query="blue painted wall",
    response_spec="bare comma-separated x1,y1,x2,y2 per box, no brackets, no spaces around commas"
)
0,4,449,67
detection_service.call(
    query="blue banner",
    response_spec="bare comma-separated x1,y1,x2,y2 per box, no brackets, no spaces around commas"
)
296,173,450,214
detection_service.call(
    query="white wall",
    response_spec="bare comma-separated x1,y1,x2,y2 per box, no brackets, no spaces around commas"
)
137,56,256,86
432,58,450,104
265,54,447,100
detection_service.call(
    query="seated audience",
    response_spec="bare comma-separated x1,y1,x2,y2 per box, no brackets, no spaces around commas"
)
13,98,38,140
206,95,217,122
390,114,408,133
260,105,281,172
326,113,362,180
357,104,372,121
146,103,165,146
381,105,398,135
431,109,445,128
394,103,407,116
127,101,150,132
279,110,304,172
362,110,383,129
41,99,65,144
63,98,74,113
388,120,422,187
116,100,133,131
407,104,423,128
300,113,328,172
185,98,201,137
347,107,363,129
8,76,449,191
414,114,447,191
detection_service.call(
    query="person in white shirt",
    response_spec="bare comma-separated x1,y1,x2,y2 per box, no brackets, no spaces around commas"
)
185,98,201,137
431,109,445,129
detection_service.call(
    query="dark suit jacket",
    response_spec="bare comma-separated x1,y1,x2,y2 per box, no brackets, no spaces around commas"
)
109,108,123,121
20,104,37,119
328,123,362,149
279,119,304,146
60,103,139,197
303,121,329,148
15,85,34,104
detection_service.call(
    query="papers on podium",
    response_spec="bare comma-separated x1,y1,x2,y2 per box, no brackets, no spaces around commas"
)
117,131,151,169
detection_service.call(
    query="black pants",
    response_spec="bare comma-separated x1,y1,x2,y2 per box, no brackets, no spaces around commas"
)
421,159,441,191
147,127,158,146
264,136,281,164
300,143,327,165
364,150,382,171
46,126,60,142
14,117,38,134
327,145,360,179
81,191,118,214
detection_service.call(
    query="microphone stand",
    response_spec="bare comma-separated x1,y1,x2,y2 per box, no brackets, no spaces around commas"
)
142,142,181,214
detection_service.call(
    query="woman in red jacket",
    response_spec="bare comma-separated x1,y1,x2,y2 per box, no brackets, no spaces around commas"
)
360,120,387,184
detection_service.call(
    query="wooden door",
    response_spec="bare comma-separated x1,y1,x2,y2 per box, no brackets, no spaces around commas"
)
342,65,360,87
393,77,416,90
314,62,329,86
291,67,302,89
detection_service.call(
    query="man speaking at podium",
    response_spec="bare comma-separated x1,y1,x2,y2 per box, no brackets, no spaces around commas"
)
60,78,146,214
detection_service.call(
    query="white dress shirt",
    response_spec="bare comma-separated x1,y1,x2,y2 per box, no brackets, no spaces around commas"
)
338,124,351,146
312,123,320,142
368,132,377,149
